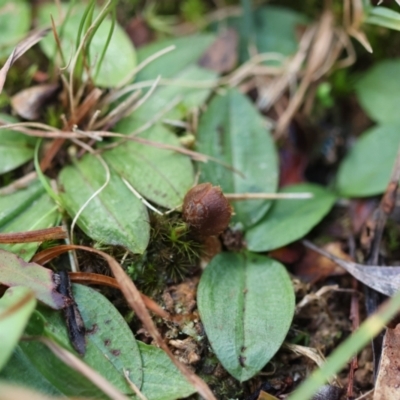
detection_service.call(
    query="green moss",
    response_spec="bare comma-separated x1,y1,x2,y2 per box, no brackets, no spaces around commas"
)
126,213,202,295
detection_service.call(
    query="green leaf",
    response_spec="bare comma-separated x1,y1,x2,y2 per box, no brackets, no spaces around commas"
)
0,183,60,261
355,59,400,124
246,183,336,252
59,154,149,254
0,0,31,59
0,287,36,371
196,88,278,228
0,180,44,227
0,251,66,309
42,284,143,391
0,114,36,174
38,3,136,88
117,34,217,125
104,124,194,209
121,64,218,125
1,284,143,398
138,342,196,400
135,34,215,81
365,6,400,31
197,252,295,382
220,6,308,63
336,124,400,197
254,6,308,57
0,346,65,397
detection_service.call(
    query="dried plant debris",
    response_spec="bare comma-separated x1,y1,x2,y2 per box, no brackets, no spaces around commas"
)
57,271,86,356
303,241,400,297
11,84,59,120
0,250,69,309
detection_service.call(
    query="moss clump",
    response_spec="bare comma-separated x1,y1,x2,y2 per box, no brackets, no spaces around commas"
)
126,213,202,295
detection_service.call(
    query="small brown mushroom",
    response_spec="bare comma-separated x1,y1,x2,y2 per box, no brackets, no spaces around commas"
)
182,183,232,237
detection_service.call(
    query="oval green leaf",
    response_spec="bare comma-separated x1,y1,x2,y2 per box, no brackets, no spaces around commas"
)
135,34,215,81
0,114,36,174
253,6,308,56
196,88,278,228
0,182,60,261
218,5,307,63
138,341,196,400
355,59,400,124
38,3,136,88
197,251,295,382
336,124,400,197
246,183,336,252
0,287,36,371
0,180,44,227
104,124,194,209
42,284,143,391
0,0,30,59
119,64,218,126
59,154,149,254
1,284,143,398
118,34,217,126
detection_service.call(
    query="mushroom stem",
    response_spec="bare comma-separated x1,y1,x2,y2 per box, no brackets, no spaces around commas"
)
225,192,313,200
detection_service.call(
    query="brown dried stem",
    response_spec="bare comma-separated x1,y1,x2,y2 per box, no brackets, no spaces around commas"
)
0,227,66,243
68,272,173,321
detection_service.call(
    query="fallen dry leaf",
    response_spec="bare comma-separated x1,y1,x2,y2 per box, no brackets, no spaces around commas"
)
279,147,308,186
270,243,304,265
303,240,400,296
198,29,238,73
257,390,279,400
125,16,153,48
349,198,377,235
293,242,348,283
11,84,59,120
0,28,50,94
0,249,68,309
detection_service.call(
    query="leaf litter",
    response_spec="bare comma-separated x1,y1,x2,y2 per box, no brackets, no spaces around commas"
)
303,240,400,297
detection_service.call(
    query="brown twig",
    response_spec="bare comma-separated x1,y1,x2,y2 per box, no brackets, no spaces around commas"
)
347,278,360,399
39,88,103,172
347,234,360,399
67,272,173,321
275,11,336,137
0,227,66,243
35,266,183,323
